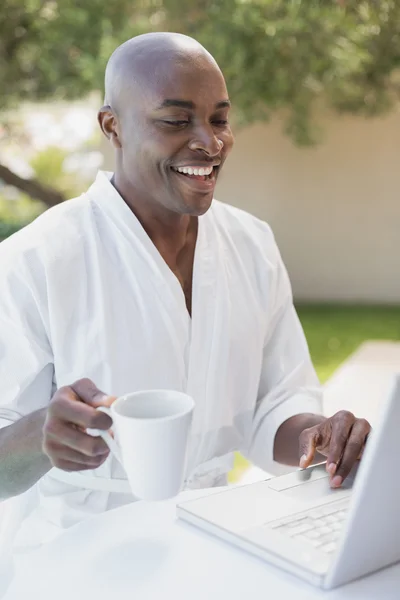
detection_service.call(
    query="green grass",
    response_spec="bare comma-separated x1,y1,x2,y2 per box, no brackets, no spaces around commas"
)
230,304,400,481
297,304,400,384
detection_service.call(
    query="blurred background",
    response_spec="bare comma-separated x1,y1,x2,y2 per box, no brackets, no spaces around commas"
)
1,0,399,480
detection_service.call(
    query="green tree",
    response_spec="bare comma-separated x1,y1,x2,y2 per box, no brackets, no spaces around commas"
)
1,0,400,205
1,0,149,110
156,0,400,144
0,0,150,206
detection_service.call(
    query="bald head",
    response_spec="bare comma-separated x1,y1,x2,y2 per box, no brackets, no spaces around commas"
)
104,32,220,113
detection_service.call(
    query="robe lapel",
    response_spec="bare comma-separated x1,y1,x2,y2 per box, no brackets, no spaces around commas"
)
185,206,231,474
88,172,190,358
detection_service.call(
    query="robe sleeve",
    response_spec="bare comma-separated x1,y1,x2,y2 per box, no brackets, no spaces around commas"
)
0,255,54,430
244,247,323,476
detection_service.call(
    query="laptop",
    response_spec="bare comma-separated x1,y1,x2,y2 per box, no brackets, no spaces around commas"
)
177,374,400,590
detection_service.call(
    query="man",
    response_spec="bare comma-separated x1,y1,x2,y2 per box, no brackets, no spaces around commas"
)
0,32,370,552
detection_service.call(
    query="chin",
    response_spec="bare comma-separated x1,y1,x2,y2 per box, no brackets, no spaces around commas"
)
181,193,214,216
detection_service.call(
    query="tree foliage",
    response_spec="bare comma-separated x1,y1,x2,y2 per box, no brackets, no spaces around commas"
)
2,1,400,141
0,0,148,110
1,0,400,209
154,0,400,143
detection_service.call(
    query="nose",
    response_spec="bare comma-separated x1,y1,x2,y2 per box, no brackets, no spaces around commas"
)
188,124,224,157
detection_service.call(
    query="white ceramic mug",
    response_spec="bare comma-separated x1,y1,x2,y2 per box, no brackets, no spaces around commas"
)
88,389,195,501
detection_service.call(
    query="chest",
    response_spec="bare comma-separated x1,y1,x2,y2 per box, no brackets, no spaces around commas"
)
47,209,271,454
159,233,197,317
50,239,266,404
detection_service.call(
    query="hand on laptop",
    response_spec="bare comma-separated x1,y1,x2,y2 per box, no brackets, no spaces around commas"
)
298,411,371,488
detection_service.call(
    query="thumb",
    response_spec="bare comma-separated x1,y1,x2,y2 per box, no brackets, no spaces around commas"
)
299,428,319,469
93,392,117,408
96,394,117,408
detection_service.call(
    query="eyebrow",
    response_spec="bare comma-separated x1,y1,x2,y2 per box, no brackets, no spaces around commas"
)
157,99,231,110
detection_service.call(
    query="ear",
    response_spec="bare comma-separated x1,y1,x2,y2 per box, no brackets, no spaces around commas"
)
97,106,122,149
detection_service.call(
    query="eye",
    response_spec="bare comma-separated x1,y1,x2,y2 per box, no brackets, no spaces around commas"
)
212,119,229,126
163,120,189,127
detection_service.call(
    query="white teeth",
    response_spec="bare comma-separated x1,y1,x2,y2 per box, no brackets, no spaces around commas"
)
175,166,214,176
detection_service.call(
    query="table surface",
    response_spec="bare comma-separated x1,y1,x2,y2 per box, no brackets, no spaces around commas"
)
4,488,400,600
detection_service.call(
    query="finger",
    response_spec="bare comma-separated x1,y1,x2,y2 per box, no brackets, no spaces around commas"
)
325,411,355,473
51,393,113,430
70,378,116,408
49,459,107,473
45,441,110,469
358,430,371,459
299,428,321,468
333,419,371,487
44,419,110,457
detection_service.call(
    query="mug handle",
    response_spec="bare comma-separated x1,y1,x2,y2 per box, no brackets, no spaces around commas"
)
86,406,123,465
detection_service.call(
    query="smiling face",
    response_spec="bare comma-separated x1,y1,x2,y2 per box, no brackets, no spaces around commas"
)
99,40,234,217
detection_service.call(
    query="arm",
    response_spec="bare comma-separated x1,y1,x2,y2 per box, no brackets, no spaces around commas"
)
0,382,115,501
0,289,56,500
244,241,370,482
0,299,114,501
244,243,324,475
0,408,51,500
0,235,119,501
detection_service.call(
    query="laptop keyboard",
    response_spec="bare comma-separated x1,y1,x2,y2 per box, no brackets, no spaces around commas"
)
265,497,351,555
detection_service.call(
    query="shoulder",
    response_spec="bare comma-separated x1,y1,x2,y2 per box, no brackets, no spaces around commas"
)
0,194,93,299
0,194,91,262
210,199,280,266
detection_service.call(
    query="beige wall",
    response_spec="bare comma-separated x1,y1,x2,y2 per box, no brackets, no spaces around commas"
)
216,112,400,304
101,111,400,304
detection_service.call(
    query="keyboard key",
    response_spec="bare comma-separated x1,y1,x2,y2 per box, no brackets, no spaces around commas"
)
324,515,339,524
313,518,328,528
317,526,333,536
304,529,321,540
321,542,337,554
285,517,308,528
307,510,326,520
296,535,323,548
320,506,341,517
270,515,306,529
319,534,338,546
286,521,314,536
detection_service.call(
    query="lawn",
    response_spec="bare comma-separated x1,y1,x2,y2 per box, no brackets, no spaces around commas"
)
297,304,400,384
230,304,400,481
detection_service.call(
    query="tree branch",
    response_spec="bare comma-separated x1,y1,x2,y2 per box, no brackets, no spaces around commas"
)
0,163,65,207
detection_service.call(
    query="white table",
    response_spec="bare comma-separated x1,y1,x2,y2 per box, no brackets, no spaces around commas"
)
4,489,400,600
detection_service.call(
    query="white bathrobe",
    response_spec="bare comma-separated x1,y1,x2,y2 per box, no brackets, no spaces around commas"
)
0,171,322,553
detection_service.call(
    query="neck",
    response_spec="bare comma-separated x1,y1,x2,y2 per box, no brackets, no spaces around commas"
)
111,172,196,257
